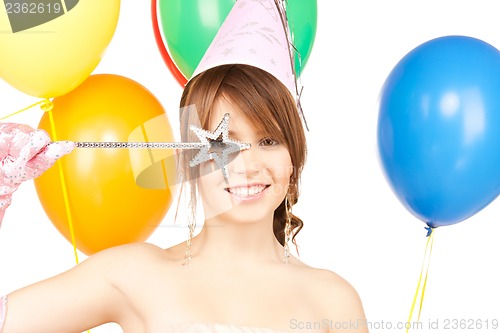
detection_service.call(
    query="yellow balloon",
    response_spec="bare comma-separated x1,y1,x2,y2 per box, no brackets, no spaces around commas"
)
0,0,120,98
34,74,177,255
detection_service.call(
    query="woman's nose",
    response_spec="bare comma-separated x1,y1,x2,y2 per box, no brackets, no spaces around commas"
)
229,147,263,175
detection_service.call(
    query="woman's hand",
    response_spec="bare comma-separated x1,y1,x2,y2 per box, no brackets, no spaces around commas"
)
0,123,74,225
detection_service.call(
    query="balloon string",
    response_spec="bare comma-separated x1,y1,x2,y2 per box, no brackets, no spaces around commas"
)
418,231,435,320
140,124,155,164
0,99,49,121
47,106,92,332
406,228,435,333
46,107,80,266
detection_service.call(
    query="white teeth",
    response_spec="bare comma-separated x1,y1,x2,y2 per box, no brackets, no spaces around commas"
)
227,185,266,196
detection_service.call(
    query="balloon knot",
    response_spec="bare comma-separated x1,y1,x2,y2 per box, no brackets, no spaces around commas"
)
425,226,434,237
40,99,54,112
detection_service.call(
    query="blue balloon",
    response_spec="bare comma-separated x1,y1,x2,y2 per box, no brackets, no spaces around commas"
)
378,35,500,227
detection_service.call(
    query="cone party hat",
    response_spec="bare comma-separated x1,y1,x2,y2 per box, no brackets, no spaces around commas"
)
192,0,299,98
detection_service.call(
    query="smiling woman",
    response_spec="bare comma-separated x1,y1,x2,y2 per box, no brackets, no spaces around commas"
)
178,64,306,260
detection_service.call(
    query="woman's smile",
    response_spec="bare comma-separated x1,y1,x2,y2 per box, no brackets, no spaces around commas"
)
224,184,271,202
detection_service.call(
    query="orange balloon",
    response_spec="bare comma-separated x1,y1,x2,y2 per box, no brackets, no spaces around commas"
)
34,74,177,255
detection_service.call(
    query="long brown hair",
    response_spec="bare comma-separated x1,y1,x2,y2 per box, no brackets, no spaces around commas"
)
179,64,306,246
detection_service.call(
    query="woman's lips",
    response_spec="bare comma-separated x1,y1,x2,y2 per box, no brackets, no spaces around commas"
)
224,184,270,201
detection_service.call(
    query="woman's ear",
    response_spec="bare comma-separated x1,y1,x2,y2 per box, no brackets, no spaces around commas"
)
289,165,296,184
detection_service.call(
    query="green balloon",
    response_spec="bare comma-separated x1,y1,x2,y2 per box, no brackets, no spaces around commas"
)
158,0,317,79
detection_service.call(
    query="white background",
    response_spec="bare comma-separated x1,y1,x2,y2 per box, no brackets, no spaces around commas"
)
1,1,500,332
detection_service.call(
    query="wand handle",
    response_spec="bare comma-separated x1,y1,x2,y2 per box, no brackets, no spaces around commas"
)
72,142,206,149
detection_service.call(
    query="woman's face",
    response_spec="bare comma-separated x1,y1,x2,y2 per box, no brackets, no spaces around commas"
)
197,98,293,223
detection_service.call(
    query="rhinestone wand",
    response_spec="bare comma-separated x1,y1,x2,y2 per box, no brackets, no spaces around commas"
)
70,114,250,181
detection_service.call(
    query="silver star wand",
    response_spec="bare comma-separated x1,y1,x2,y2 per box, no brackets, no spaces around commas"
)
71,113,250,181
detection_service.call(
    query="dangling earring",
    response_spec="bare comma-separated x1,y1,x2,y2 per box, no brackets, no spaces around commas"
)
181,214,196,268
283,191,293,264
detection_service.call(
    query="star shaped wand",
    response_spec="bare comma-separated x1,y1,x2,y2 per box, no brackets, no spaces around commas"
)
0,115,248,226
72,113,250,182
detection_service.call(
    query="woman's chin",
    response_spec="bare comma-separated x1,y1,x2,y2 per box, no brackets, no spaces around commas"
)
204,208,271,225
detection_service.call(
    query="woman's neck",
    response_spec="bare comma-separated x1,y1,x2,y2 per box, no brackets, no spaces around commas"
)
189,215,285,267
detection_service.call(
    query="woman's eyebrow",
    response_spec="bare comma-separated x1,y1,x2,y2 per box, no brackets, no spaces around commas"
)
227,129,268,138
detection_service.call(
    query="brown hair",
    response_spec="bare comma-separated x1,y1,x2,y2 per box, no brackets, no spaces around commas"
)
179,64,306,246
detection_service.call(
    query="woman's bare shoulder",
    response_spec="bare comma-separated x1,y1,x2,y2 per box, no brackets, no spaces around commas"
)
84,242,187,294
82,242,178,276
292,262,359,297
291,262,367,325
309,267,357,290
88,242,164,262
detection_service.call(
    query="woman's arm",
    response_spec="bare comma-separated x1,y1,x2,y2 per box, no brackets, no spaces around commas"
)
1,247,130,333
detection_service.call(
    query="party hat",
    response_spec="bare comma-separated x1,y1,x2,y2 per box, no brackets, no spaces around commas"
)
192,0,299,98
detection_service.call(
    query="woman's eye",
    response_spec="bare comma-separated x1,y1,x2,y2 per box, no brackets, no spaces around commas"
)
259,138,278,146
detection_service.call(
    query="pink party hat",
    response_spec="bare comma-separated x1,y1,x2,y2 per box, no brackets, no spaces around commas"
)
192,0,299,98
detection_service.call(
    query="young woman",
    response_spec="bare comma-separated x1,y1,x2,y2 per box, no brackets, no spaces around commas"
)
1,64,367,333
